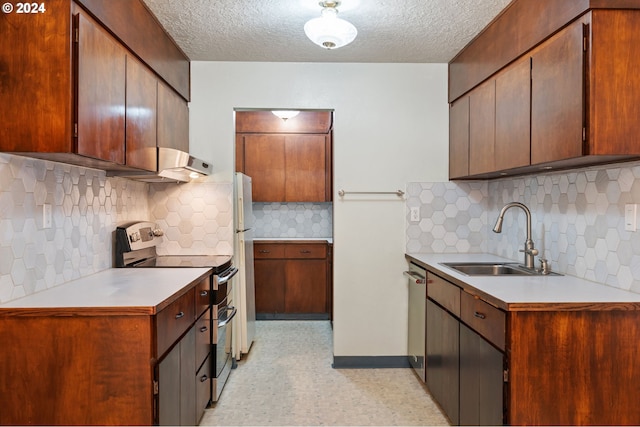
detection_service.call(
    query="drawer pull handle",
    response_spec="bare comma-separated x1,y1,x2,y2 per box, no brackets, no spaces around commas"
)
200,326,208,333
175,311,185,319
259,250,271,253
199,375,208,382
200,290,208,297
300,250,311,254
474,311,486,319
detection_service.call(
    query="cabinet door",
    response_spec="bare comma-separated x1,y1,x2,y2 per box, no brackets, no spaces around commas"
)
449,96,470,179
531,20,584,164
495,57,531,171
254,258,286,314
158,82,189,152
285,135,328,202
468,80,496,175
76,13,126,164
179,327,196,426
126,56,157,171
426,300,460,425
158,343,180,426
285,259,327,313
243,135,286,202
460,324,504,426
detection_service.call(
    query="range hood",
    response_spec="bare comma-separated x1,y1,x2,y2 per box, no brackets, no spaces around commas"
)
111,147,213,183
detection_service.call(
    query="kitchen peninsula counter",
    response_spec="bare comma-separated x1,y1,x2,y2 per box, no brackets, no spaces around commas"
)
0,267,212,314
406,252,640,311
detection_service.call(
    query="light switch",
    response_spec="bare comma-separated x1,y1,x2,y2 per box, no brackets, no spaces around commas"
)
410,207,420,222
625,204,637,231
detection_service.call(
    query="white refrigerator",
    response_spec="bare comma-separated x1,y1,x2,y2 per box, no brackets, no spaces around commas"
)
233,172,256,360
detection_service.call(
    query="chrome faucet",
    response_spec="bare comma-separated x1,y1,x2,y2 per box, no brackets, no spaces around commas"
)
493,202,538,269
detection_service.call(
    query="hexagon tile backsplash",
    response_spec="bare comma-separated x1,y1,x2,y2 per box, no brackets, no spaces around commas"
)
407,160,640,294
0,154,235,303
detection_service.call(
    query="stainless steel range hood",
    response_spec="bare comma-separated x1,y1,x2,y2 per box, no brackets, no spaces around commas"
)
110,147,213,183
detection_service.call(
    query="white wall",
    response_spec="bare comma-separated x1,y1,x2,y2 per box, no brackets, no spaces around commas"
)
190,61,449,357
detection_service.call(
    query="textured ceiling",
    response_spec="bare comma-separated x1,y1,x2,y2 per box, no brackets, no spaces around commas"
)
142,0,513,63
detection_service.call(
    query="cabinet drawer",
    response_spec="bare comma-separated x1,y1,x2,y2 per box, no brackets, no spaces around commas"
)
196,308,211,370
460,290,506,351
428,273,460,317
284,244,327,259
196,356,211,420
254,244,286,259
157,287,196,357
195,277,211,319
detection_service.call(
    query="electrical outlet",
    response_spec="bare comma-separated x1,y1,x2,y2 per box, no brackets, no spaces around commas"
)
43,204,52,229
625,204,637,231
410,206,420,222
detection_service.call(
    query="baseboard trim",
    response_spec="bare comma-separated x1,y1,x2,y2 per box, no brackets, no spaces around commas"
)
256,313,330,320
332,356,411,369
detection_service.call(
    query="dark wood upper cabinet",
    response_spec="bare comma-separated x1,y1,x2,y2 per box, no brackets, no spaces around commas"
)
468,80,496,176
0,0,189,173
495,57,531,171
76,12,127,165
531,19,585,165
236,111,333,202
157,82,189,152
449,97,470,180
125,56,158,172
449,2,640,179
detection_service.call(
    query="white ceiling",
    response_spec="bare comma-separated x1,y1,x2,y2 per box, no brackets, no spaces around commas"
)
142,0,513,63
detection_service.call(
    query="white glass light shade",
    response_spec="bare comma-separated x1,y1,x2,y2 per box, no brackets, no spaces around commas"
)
272,110,300,120
304,7,357,49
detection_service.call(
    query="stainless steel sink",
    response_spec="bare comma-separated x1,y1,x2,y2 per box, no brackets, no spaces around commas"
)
440,262,559,276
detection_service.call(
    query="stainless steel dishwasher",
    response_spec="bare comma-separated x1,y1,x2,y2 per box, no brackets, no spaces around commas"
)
405,262,427,382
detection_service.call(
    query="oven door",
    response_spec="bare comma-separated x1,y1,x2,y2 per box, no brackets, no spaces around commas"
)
211,299,237,402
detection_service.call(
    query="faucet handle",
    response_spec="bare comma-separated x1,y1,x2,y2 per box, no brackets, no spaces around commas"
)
519,248,539,256
538,258,550,275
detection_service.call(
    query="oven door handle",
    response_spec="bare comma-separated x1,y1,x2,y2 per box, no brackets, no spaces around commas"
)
217,267,239,285
218,306,237,328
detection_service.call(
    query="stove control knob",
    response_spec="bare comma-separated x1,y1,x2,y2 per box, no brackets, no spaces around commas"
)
153,228,164,237
130,232,141,243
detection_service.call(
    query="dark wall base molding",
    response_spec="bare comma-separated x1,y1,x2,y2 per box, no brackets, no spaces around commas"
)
332,356,410,369
256,313,330,321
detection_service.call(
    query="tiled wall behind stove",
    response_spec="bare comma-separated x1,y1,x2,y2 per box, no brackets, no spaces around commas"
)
407,160,640,293
149,181,233,255
0,154,149,303
253,203,333,238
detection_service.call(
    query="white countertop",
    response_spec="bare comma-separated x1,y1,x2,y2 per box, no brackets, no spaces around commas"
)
0,268,211,314
254,237,333,244
406,253,640,311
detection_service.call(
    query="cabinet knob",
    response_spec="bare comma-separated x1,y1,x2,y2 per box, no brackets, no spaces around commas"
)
200,326,208,333
200,290,208,297
259,250,270,253
474,311,486,319
300,250,311,254
199,375,208,383
175,311,185,319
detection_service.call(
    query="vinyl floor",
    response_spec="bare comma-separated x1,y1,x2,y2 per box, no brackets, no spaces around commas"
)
200,320,450,426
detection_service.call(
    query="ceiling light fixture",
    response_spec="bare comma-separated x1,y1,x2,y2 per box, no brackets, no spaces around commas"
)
304,1,357,50
272,110,300,121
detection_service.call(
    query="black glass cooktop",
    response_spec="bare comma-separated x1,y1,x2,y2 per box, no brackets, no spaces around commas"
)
133,255,232,273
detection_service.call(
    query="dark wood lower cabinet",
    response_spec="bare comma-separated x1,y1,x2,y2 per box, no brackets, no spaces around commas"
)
254,241,331,319
426,299,460,425
459,323,504,426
